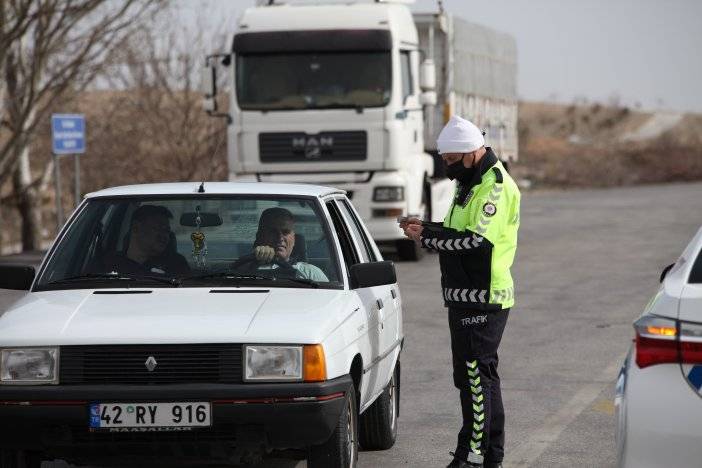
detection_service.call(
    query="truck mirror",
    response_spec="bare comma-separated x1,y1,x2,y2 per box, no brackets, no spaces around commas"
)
420,59,436,91
202,65,218,113
203,96,217,113
420,91,437,106
201,65,216,98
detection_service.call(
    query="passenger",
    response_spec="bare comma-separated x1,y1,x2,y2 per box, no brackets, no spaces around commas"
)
253,207,328,282
104,205,190,277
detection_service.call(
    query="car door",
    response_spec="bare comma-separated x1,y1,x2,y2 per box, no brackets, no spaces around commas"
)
333,197,398,401
325,199,380,407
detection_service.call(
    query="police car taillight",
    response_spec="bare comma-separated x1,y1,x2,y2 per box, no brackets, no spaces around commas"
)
634,315,678,368
634,316,702,367
679,321,702,364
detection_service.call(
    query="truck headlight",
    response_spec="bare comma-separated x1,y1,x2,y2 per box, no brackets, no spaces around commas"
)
373,186,405,202
244,345,302,382
1,348,59,385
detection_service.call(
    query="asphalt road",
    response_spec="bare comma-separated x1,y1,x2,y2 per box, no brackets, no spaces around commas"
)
1,182,701,468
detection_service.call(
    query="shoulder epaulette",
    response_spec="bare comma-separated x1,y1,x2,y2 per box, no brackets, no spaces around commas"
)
491,166,503,184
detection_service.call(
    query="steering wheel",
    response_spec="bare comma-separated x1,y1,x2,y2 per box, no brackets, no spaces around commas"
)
230,253,298,278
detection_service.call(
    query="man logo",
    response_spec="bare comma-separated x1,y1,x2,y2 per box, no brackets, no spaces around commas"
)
291,135,334,160
305,137,321,159
145,356,158,372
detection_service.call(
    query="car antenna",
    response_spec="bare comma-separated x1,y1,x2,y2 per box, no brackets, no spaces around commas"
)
198,182,205,193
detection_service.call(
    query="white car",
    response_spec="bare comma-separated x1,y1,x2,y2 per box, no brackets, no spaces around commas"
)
0,182,403,468
615,226,702,468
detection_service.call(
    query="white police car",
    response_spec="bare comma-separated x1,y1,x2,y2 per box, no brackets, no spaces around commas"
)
0,183,403,468
615,226,702,468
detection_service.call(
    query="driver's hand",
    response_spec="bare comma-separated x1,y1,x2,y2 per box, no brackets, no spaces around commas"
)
254,245,275,264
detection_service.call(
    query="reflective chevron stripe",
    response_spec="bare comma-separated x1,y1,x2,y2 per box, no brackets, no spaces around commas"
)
491,287,514,303
443,288,488,304
467,360,485,459
420,233,484,251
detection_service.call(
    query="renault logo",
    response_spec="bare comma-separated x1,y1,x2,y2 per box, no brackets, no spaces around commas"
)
145,356,158,372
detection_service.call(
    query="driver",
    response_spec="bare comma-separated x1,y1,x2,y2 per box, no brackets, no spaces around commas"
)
253,207,328,282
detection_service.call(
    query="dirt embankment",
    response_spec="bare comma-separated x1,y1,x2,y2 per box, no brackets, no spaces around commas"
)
512,102,702,188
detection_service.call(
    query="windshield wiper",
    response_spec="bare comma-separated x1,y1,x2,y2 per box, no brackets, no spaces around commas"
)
182,272,274,282
48,273,180,287
181,271,320,288
277,277,320,288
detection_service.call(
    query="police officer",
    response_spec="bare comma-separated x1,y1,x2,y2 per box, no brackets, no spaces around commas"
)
402,116,520,468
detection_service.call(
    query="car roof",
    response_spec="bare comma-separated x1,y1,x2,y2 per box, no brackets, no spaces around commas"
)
85,182,346,199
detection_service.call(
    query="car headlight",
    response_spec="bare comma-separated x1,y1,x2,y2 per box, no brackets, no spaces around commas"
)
244,345,302,382
1,348,59,385
373,186,405,202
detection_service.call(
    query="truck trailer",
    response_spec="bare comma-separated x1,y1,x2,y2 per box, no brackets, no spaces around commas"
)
203,0,518,261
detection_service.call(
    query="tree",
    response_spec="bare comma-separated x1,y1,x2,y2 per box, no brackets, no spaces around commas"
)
0,0,164,251
80,13,229,189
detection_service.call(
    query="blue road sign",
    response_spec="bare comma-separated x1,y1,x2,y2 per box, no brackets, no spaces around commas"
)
51,114,85,155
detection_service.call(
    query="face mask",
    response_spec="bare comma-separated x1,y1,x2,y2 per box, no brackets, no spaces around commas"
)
445,154,476,184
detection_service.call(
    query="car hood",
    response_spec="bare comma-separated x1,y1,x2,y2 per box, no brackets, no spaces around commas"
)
0,288,354,346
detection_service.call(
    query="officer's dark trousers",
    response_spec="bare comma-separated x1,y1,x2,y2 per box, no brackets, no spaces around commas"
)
448,307,509,465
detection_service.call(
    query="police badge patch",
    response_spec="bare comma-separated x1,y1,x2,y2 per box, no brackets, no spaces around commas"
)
482,202,497,217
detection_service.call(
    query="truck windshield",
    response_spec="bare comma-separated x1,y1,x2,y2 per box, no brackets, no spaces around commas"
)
236,52,391,111
34,195,343,291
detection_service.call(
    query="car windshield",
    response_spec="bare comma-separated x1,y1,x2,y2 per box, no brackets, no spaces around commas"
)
35,195,343,290
236,52,391,111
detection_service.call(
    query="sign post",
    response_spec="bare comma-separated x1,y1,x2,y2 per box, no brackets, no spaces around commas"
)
51,114,86,228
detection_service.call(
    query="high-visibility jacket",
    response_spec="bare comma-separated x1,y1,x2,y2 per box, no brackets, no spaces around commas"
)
420,148,521,310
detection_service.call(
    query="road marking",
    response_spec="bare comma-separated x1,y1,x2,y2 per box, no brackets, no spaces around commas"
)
592,399,615,415
505,355,624,467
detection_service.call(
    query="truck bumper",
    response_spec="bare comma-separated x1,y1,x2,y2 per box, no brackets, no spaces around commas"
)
0,375,351,463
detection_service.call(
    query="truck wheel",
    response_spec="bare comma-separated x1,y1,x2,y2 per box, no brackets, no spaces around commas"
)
0,450,42,468
308,385,358,468
396,239,423,261
359,362,399,450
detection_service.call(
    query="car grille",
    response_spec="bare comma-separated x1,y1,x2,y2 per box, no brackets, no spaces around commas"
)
59,344,242,385
259,131,367,162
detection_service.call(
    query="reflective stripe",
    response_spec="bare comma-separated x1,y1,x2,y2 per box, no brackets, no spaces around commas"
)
467,360,485,459
420,233,484,251
491,287,514,303
475,184,504,233
443,288,488,304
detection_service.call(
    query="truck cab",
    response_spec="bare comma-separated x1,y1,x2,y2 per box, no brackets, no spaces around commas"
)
204,0,451,261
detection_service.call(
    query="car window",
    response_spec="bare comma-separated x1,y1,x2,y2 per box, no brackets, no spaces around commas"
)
326,201,359,271
400,50,412,103
691,248,702,283
35,196,342,290
336,199,377,262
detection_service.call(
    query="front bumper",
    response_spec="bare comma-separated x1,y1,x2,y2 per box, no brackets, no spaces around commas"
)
0,375,351,461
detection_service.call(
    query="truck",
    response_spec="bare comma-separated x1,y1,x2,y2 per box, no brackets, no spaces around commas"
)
203,0,518,261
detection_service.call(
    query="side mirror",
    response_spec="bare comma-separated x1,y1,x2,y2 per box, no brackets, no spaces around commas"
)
349,261,397,289
0,265,36,290
420,91,437,106
660,263,675,283
419,59,436,91
201,64,218,112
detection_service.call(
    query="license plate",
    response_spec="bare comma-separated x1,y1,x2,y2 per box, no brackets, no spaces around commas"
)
89,402,211,430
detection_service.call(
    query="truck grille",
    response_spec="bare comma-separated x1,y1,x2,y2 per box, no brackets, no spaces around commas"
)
59,344,242,385
259,131,367,163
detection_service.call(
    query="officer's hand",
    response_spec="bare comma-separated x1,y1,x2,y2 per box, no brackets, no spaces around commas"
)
254,245,275,264
398,217,422,229
404,224,424,242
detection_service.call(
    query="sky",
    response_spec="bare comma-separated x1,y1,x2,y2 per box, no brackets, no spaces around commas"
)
179,0,702,113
